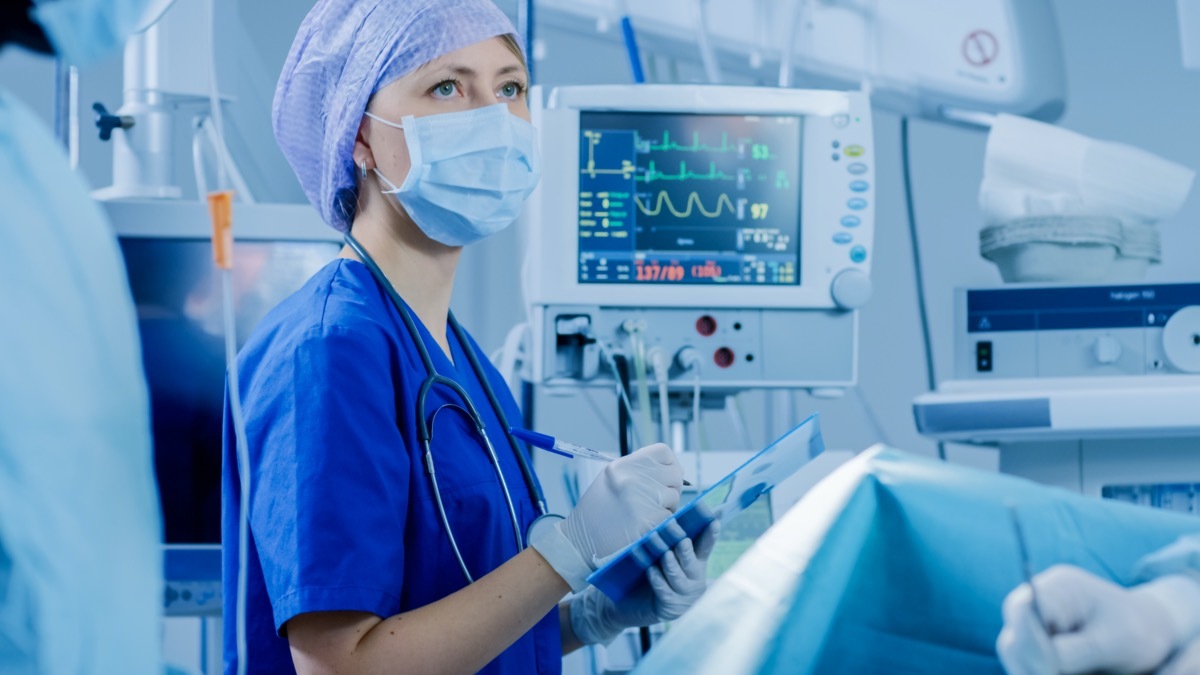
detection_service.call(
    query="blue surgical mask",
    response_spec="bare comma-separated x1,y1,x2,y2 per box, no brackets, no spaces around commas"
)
365,104,541,247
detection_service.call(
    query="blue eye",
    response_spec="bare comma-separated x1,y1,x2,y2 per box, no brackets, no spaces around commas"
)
432,81,459,98
498,80,526,101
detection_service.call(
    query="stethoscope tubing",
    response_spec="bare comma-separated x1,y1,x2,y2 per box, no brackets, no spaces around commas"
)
343,232,547,583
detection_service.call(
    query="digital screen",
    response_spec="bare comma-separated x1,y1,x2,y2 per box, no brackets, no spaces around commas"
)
577,111,802,286
120,238,338,544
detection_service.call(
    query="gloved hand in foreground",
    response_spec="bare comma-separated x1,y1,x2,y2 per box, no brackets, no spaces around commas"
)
570,520,720,646
996,564,1200,675
530,443,684,591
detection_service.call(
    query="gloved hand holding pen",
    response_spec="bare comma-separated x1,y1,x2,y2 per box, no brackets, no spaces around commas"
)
530,442,687,591
997,565,1200,675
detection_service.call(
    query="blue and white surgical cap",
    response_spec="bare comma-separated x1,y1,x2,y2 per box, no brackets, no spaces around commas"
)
273,0,522,232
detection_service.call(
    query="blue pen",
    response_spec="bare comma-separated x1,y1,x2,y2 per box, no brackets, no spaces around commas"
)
509,427,691,486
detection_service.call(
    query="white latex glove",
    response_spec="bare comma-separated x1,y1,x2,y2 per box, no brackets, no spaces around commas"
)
570,520,720,646
997,565,1200,675
530,443,684,591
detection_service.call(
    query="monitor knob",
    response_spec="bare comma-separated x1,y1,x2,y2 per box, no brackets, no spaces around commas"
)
831,269,873,309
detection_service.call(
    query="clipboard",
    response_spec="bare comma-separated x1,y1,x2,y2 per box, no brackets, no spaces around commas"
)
588,414,825,602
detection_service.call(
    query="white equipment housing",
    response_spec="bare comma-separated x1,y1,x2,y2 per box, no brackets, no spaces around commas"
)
914,282,1200,501
536,0,1066,123
523,85,875,392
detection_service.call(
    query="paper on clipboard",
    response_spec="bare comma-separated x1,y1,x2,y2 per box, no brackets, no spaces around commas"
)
587,414,824,602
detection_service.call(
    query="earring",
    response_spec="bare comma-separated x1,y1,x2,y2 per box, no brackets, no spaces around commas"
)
360,161,367,179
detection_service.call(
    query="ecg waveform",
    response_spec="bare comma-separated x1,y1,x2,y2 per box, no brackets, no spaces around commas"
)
638,160,755,185
635,191,737,219
642,130,760,156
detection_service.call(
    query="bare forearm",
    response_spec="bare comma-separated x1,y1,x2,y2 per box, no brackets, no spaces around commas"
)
289,548,570,674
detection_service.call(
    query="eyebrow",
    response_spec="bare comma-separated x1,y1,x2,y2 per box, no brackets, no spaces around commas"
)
421,63,526,79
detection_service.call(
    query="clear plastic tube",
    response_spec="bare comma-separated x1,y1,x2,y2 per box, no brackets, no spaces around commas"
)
692,370,705,486
221,269,250,675
692,0,722,84
629,331,655,446
779,0,806,87
730,394,754,451
649,350,671,444
207,0,228,192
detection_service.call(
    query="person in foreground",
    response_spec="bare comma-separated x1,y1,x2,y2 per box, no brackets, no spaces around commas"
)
223,1,719,672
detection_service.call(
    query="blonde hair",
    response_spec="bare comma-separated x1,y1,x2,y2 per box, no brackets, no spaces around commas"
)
499,33,527,72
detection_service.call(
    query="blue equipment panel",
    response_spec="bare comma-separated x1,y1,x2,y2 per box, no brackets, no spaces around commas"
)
966,283,1200,333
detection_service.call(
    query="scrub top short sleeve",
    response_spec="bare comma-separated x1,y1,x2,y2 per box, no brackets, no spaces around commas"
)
247,321,412,629
223,260,561,675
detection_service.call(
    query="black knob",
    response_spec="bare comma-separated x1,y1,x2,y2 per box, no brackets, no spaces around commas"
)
92,102,134,141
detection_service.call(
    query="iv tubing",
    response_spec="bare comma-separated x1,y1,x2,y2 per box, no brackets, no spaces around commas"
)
629,331,655,446
223,269,251,675
650,350,671,444
692,0,722,84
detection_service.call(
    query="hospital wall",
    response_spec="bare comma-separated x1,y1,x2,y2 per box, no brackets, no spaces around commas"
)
2,0,1200,485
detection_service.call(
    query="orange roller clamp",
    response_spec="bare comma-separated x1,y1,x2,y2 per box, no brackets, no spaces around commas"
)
207,190,235,270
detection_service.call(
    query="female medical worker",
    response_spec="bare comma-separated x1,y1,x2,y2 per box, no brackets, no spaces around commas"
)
221,1,719,673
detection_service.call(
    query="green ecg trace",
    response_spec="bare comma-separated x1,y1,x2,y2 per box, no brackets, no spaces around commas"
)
643,130,758,155
638,160,739,184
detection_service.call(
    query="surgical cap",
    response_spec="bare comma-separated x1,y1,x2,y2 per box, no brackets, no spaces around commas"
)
274,0,523,232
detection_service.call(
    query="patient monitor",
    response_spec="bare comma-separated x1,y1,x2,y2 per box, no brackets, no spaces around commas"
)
523,85,875,392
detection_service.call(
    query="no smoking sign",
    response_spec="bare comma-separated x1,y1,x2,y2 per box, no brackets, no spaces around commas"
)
962,29,999,67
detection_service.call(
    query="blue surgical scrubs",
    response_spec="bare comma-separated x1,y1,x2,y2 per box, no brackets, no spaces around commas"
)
221,259,560,674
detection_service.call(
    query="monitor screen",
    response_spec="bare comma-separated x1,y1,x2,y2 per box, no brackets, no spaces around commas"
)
577,111,802,286
120,238,339,544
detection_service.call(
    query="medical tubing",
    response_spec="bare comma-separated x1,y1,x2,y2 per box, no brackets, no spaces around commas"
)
207,0,228,191
693,371,705,486
692,0,722,84
596,340,643,447
852,387,891,447
192,122,209,199
422,414,475,582
520,0,535,83
779,0,805,87
201,118,257,203
344,234,435,375
731,394,754,451
649,350,671,444
451,317,548,515
345,232,548,515
900,116,946,461
221,270,250,675
617,7,646,84
629,332,655,444
613,355,633,458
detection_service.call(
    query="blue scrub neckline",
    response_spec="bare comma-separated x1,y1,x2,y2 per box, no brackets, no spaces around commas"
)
340,258,464,375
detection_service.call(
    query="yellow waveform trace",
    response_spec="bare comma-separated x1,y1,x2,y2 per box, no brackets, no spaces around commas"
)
635,191,737,219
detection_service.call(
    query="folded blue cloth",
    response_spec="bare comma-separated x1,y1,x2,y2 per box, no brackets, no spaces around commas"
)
636,446,1200,674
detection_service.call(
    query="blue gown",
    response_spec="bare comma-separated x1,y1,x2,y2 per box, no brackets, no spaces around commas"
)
0,89,162,674
222,259,560,673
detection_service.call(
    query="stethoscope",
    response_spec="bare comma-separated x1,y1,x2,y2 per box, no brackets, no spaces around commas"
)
343,232,549,584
